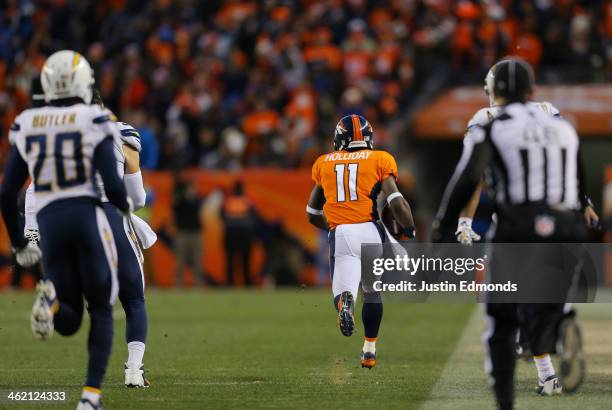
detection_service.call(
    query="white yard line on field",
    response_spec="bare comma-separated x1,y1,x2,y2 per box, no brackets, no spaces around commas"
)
422,304,612,410
330,357,353,385
420,305,494,410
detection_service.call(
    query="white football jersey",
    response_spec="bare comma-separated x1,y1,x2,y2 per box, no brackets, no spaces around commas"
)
9,103,118,211
95,121,141,203
464,101,560,146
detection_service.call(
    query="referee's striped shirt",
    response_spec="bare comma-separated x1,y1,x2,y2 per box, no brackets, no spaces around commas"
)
436,102,587,228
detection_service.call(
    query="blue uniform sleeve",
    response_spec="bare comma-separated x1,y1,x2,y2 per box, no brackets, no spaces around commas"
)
93,137,130,213
0,146,29,248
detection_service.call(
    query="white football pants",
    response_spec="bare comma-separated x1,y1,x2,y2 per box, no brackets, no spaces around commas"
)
330,222,397,300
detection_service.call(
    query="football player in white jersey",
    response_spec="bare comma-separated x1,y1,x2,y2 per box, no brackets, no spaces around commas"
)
457,60,599,245
1,50,130,410
22,88,156,388
92,90,156,388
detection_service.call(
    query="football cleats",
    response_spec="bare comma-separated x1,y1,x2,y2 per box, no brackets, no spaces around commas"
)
77,398,106,410
361,351,376,369
536,375,562,396
41,50,95,104
124,363,151,388
334,114,373,151
337,291,355,337
31,280,57,340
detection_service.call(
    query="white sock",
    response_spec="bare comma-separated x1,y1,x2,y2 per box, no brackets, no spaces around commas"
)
534,354,555,381
127,341,145,367
363,338,376,353
81,387,100,404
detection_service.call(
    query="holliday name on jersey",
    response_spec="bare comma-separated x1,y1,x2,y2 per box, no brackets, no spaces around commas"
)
324,150,373,162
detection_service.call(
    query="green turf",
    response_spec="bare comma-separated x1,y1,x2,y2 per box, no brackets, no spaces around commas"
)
422,304,612,410
0,290,473,409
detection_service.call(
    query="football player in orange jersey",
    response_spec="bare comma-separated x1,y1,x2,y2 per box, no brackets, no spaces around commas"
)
306,115,415,369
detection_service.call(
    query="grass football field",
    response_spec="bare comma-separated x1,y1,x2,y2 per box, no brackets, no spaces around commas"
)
0,289,610,409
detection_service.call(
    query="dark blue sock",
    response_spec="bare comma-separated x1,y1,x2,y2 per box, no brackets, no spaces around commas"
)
362,292,383,339
123,298,148,343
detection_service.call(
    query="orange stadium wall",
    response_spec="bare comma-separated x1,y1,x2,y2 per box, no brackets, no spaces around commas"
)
0,170,323,289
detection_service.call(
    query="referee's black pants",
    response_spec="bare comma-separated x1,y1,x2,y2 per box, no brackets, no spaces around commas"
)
484,303,568,410
483,205,588,410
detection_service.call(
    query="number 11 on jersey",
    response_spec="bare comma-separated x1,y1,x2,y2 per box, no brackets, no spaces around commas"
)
335,163,358,202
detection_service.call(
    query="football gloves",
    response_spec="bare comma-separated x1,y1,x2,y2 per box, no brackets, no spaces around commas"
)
15,241,42,268
455,218,481,245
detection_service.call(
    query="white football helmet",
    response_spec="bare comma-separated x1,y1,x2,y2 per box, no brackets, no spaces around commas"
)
41,50,94,103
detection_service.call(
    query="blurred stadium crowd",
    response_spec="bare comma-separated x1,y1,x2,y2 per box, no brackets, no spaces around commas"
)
0,0,609,171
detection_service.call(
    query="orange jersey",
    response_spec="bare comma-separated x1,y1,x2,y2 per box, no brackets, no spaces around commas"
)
312,149,398,228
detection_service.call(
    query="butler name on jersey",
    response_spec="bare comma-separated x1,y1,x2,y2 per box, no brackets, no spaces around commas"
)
9,103,120,209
